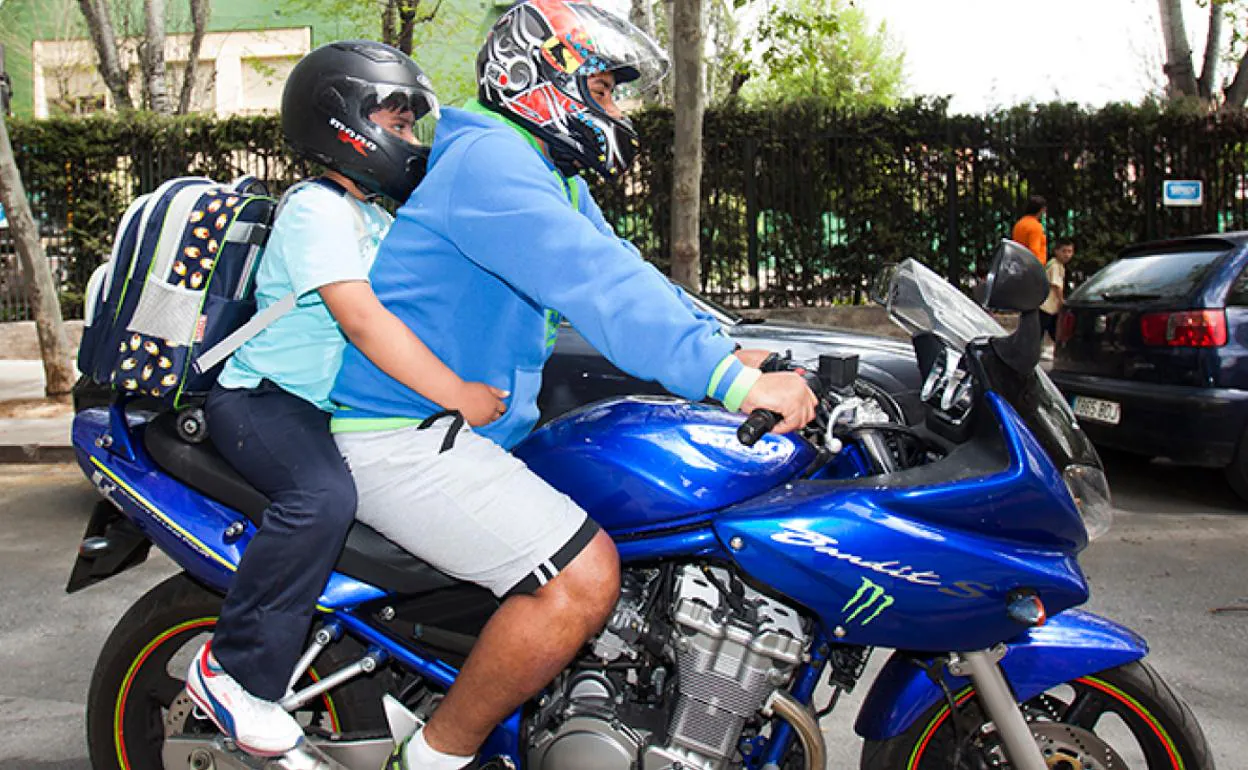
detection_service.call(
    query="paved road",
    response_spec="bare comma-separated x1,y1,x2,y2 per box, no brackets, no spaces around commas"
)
0,456,1244,769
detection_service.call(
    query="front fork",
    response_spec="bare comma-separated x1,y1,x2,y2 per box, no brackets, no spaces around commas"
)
953,647,1048,770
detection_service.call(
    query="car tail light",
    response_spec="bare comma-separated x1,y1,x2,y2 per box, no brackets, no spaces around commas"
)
1056,311,1076,343
1140,310,1227,347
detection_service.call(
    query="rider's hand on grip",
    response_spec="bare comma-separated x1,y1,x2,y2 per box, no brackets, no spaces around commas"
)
739,371,817,437
737,409,781,446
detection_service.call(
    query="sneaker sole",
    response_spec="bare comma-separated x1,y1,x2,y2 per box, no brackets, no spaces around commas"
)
184,677,296,758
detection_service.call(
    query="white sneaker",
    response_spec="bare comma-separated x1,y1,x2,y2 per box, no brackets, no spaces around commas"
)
185,641,304,757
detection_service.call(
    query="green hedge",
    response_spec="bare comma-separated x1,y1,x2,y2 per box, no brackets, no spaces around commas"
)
6,101,1248,317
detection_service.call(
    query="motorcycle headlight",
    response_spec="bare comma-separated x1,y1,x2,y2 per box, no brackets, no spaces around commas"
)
1062,464,1113,541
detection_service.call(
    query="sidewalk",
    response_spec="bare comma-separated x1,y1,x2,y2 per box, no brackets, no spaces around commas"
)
0,360,74,463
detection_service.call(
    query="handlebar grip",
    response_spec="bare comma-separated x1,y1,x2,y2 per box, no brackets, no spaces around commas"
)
737,409,781,446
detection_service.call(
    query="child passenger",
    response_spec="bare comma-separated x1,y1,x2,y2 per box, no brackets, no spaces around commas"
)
184,40,507,757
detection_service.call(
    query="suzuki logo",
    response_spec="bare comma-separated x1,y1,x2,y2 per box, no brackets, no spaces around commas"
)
1094,315,1108,333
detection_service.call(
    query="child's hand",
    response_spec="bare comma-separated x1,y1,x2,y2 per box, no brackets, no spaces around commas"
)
457,382,510,427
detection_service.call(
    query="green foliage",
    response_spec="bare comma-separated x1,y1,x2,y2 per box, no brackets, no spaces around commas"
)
11,101,1248,317
270,0,490,107
727,0,904,108
8,112,313,318
593,100,1248,305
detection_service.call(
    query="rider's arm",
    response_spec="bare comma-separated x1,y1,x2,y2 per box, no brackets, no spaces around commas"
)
576,180,720,327
442,132,755,411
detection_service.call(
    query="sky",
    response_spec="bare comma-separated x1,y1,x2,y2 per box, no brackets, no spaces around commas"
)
857,0,1214,113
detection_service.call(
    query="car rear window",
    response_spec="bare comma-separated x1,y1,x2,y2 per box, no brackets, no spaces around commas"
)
1070,248,1228,303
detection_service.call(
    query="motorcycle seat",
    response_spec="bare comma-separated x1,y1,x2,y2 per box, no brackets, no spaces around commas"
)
142,412,461,596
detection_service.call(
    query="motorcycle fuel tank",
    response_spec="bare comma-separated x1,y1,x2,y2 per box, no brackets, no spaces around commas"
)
513,397,816,534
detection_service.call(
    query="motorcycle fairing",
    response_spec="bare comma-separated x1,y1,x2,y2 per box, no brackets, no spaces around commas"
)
72,406,386,609
714,395,1090,652
854,609,1149,740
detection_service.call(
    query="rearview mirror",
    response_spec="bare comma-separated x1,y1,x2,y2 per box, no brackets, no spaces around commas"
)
982,240,1048,312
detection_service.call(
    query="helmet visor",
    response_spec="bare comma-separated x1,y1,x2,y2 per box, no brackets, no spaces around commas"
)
562,2,669,100
351,78,441,143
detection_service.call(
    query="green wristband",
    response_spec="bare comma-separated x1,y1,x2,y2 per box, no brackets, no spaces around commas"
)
722,368,762,413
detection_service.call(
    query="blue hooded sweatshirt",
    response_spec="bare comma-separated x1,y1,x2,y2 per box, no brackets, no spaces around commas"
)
330,104,757,449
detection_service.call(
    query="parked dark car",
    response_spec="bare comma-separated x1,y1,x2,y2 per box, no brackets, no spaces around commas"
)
538,291,923,425
1049,232,1248,500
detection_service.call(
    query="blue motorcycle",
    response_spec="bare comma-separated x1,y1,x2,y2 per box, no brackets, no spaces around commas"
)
67,246,1213,770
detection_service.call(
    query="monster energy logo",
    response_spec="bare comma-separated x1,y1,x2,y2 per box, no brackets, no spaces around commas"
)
841,577,894,626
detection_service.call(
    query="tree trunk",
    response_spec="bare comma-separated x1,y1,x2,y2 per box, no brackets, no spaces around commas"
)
670,0,704,290
0,114,75,396
652,0,674,106
396,1,441,56
142,0,172,113
75,0,134,110
383,0,398,48
1225,52,1248,109
630,0,660,105
177,0,210,114
1158,0,1198,99
630,0,655,38
1197,1,1223,101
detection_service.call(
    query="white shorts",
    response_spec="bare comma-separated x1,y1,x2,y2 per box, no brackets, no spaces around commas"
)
335,420,597,597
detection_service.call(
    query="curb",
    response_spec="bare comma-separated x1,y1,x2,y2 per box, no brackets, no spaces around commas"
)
0,444,76,464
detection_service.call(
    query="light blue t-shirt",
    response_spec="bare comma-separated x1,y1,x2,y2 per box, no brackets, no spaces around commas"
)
218,182,392,410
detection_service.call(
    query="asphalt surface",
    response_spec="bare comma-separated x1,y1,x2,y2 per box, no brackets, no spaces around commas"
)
0,455,1245,769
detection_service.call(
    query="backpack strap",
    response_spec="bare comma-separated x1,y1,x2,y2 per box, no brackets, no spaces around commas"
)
191,177,372,375
192,291,297,374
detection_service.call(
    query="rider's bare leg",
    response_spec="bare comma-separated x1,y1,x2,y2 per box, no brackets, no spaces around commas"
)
422,530,620,756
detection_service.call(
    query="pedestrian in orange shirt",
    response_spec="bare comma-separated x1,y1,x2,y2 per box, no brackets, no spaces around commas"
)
1012,195,1048,265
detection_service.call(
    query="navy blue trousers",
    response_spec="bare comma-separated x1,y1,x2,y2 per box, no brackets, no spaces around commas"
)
205,380,357,700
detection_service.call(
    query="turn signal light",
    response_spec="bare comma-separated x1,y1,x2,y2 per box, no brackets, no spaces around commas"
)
1140,310,1227,347
1006,590,1047,627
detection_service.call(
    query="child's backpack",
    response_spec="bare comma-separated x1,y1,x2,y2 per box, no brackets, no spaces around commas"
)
78,176,278,410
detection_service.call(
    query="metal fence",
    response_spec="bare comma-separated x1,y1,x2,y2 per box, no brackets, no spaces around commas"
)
5,104,1248,320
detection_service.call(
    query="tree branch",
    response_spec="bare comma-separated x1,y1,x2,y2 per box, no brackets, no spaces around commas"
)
1197,1,1224,101
1225,51,1248,109
75,0,134,110
142,0,173,113
1158,0,1198,98
178,0,210,114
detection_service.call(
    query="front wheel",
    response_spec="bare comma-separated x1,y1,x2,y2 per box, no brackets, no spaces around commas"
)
85,573,386,770
861,660,1214,770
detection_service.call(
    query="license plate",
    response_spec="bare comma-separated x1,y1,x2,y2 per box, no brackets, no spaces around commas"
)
1072,396,1121,425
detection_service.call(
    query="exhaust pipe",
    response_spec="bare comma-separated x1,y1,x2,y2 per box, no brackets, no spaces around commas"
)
761,690,827,770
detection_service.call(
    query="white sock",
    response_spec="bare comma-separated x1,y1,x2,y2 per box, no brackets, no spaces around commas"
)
402,727,475,770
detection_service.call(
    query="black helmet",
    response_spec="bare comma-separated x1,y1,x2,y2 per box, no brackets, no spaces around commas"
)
282,40,439,202
476,0,668,179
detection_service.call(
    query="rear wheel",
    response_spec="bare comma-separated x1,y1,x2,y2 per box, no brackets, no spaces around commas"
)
860,660,1214,770
85,573,386,770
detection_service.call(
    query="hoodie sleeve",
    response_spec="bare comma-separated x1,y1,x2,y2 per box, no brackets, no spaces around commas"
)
576,179,725,330
440,132,756,408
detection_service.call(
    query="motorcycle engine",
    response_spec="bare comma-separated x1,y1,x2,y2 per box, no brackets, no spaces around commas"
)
528,565,808,770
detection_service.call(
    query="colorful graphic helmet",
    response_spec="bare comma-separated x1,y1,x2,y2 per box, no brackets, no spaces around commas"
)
282,40,440,202
476,0,668,179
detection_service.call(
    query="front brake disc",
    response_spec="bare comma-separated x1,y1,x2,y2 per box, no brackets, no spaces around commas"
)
1030,721,1128,770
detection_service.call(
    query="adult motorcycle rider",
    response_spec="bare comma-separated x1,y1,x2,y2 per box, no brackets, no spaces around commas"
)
328,2,815,768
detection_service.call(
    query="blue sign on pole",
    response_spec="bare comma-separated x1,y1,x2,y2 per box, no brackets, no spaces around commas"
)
0,201,6,228
1163,180,1203,207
